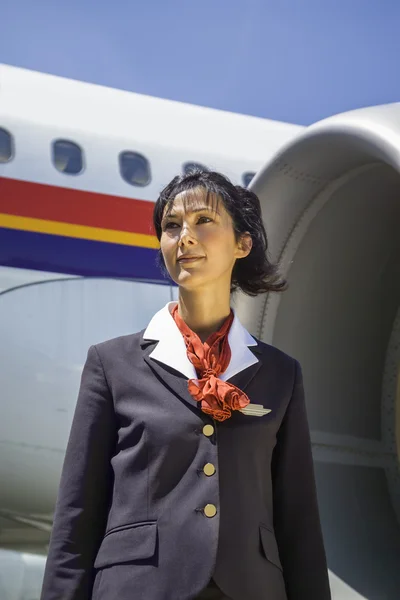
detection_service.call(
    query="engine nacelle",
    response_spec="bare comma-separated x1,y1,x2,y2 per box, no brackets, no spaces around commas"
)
238,103,400,598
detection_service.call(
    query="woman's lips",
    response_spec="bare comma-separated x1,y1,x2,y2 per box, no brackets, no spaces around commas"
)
177,256,204,264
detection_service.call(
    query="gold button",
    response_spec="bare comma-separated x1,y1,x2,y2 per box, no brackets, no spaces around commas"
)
202,424,214,437
203,463,216,476
204,504,217,518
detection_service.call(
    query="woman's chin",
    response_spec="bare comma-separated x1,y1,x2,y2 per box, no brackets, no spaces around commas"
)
175,271,207,290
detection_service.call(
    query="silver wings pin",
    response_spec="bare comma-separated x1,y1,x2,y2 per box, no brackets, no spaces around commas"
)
239,404,272,417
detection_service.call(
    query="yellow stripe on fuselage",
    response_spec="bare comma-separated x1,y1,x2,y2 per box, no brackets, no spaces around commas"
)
0,213,159,249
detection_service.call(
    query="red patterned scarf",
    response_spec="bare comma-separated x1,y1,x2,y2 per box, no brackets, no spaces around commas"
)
171,305,250,422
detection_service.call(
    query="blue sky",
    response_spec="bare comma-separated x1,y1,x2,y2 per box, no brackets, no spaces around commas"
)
1,0,399,125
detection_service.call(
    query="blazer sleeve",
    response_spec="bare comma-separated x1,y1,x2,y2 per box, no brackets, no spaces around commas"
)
41,345,116,600
272,359,331,600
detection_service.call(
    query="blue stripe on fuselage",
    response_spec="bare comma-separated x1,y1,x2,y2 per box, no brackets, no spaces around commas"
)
0,227,172,284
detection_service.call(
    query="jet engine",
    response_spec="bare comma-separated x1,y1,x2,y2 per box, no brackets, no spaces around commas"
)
237,103,400,599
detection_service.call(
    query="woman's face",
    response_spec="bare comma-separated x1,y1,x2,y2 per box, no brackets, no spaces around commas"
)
160,188,251,291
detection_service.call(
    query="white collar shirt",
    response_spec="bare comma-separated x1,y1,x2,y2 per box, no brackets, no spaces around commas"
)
143,301,259,381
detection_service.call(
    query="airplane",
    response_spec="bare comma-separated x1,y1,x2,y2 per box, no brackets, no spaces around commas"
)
0,63,399,599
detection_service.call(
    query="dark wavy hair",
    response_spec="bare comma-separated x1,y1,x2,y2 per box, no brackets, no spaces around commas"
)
153,170,287,296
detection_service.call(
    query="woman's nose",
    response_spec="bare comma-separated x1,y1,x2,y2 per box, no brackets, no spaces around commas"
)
178,226,197,246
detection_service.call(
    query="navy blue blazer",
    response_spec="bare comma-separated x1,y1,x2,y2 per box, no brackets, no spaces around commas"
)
40,303,331,600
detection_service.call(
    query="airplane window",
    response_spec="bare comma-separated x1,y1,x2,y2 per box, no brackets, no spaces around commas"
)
119,151,151,187
52,139,84,175
242,172,256,187
0,128,13,163
183,162,209,175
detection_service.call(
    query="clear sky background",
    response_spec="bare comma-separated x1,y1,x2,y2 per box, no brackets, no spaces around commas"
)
1,0,399,125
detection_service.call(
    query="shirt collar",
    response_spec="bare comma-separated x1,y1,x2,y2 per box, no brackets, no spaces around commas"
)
143,301,259,381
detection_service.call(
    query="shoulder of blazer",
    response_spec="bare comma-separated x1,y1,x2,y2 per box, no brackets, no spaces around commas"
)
251,336,298,369
92,329,146,361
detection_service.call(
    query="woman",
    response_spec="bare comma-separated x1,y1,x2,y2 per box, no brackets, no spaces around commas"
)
41,170,331,600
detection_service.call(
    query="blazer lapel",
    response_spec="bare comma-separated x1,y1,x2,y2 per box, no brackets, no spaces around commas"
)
227,345,263,393
141,340,201,412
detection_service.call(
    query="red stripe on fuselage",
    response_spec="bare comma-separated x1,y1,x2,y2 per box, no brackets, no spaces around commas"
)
0,177,156,235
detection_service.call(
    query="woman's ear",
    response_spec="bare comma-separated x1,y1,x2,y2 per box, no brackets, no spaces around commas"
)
236,232,252,259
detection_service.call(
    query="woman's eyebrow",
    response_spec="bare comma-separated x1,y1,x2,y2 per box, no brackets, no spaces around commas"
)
165,206,220,219
191,206,220,215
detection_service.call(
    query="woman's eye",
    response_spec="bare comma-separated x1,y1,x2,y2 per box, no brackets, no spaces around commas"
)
163,216,212,230
164,221,179,230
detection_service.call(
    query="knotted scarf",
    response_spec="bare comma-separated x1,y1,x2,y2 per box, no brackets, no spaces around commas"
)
171,305,250,422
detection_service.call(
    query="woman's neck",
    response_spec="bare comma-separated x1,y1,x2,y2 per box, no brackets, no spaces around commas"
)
177,289,231,342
